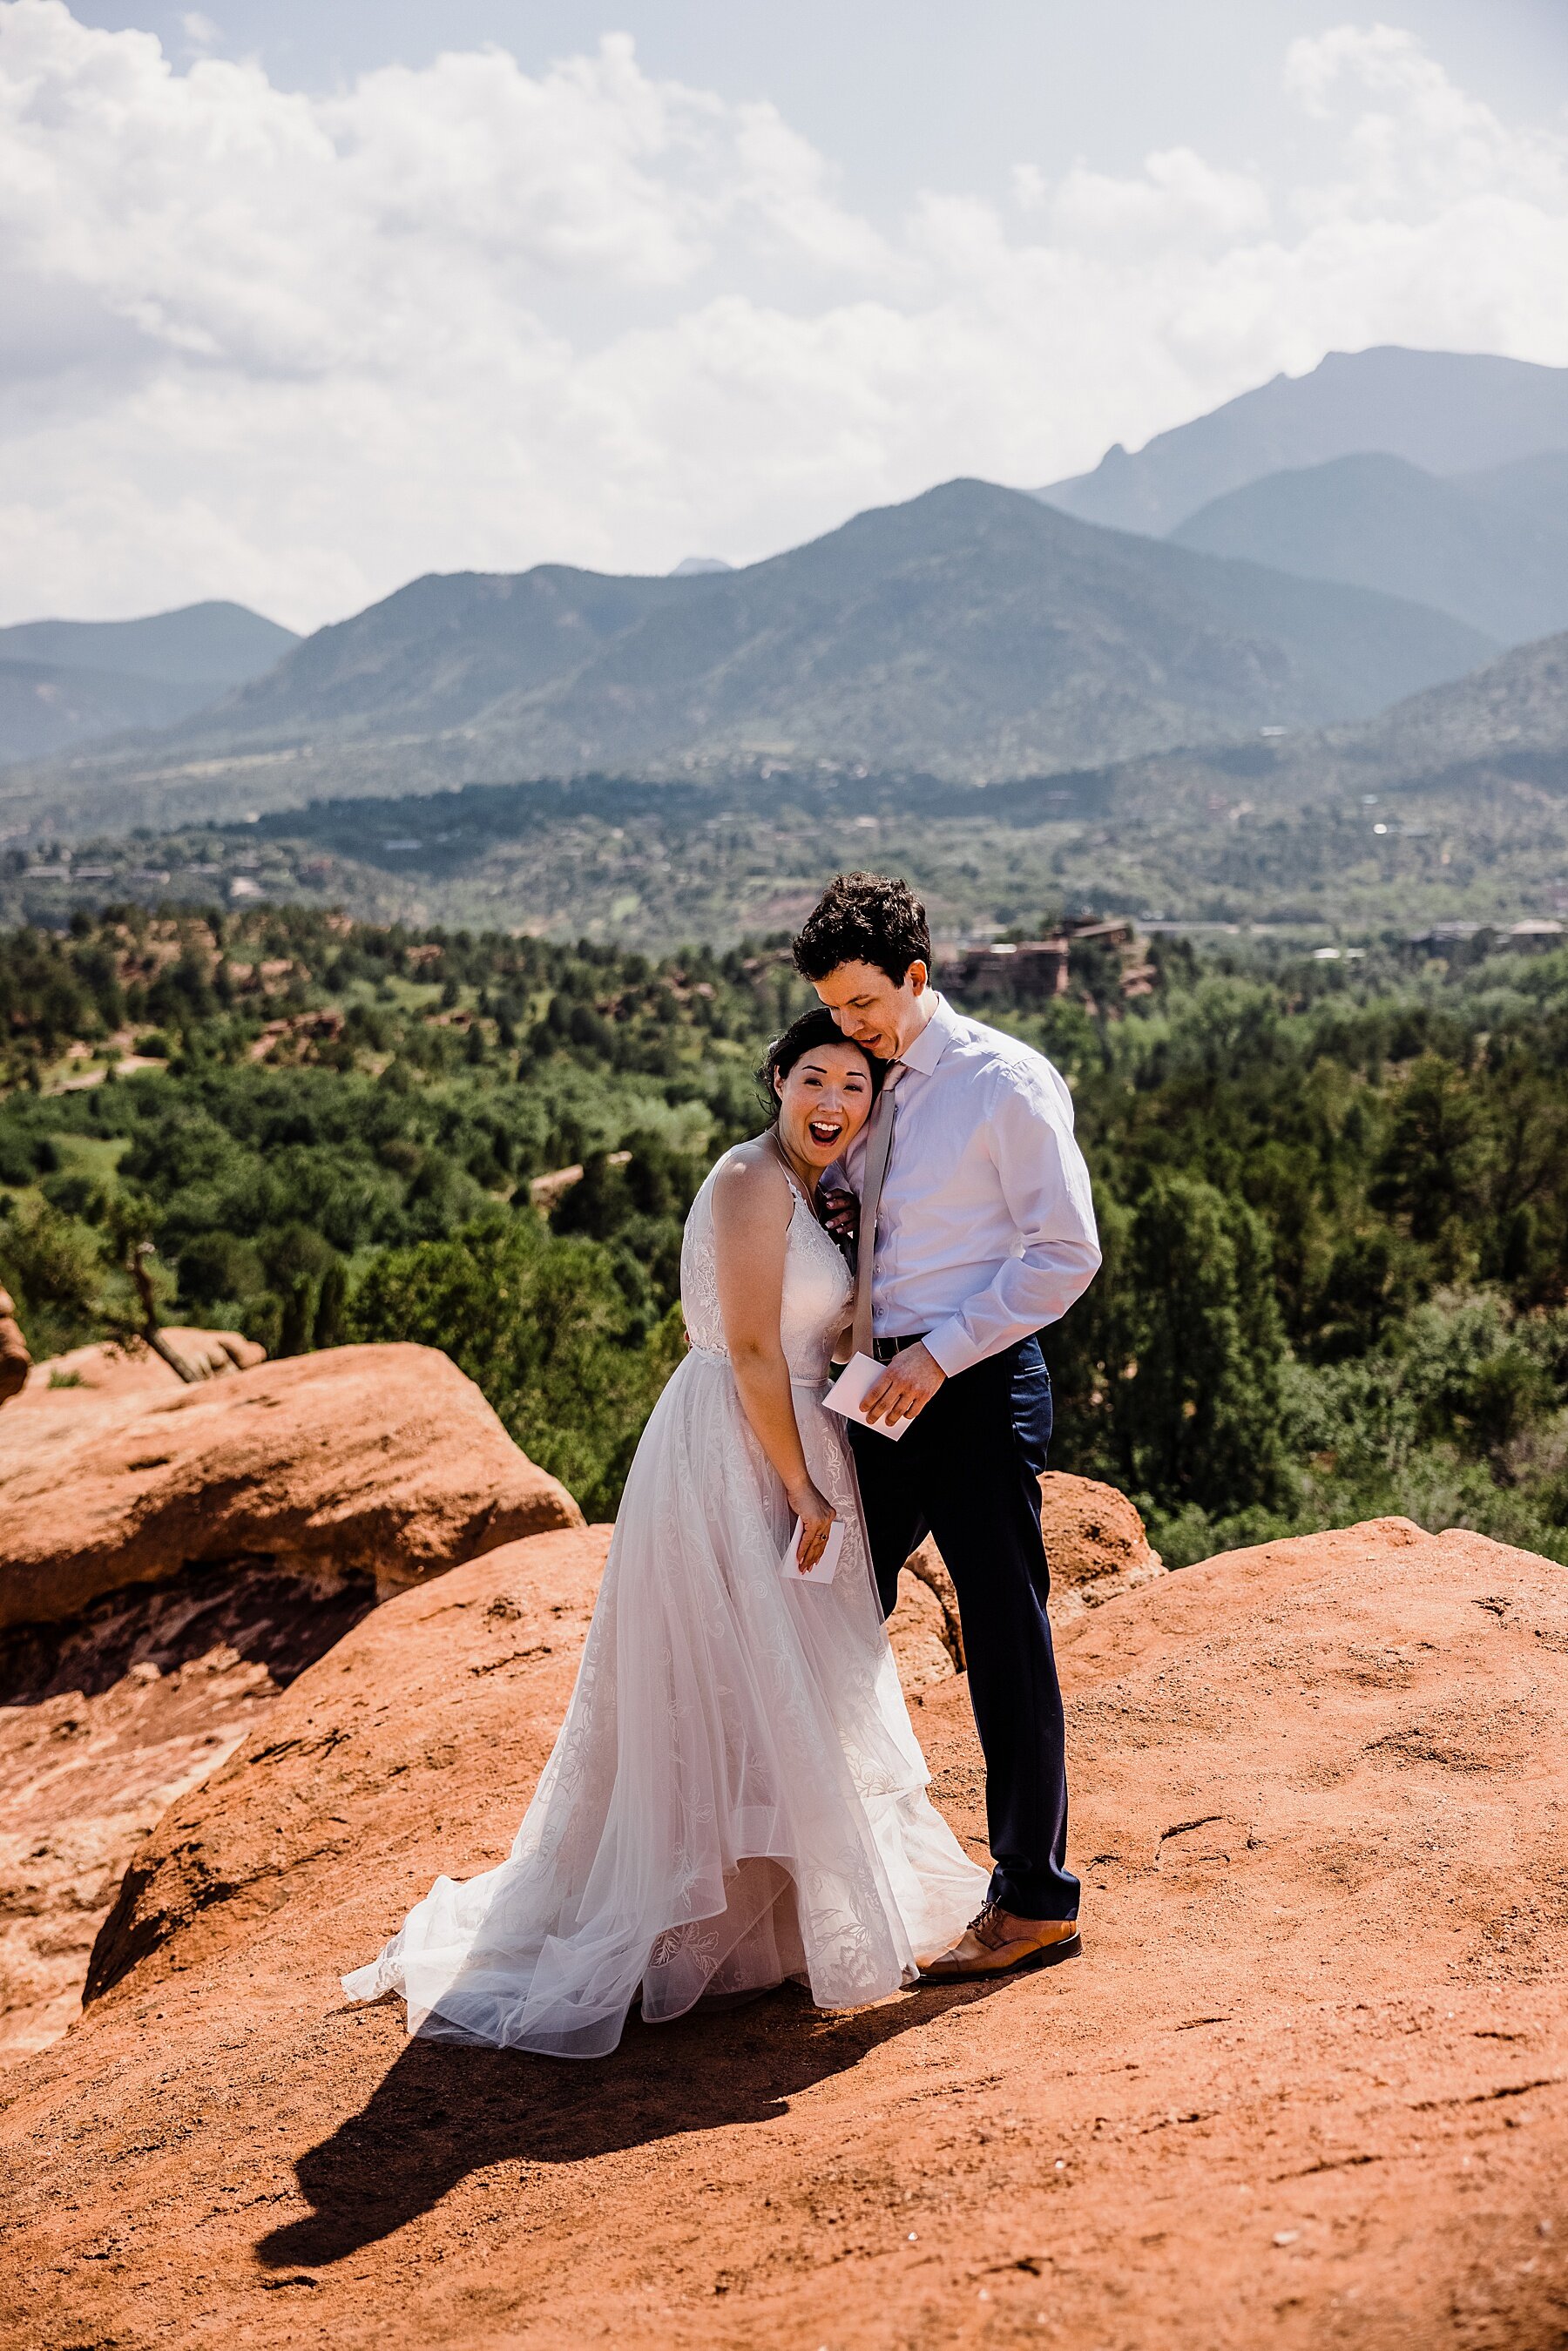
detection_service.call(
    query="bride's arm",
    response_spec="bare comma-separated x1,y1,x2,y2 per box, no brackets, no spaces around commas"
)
711,1152,837,1574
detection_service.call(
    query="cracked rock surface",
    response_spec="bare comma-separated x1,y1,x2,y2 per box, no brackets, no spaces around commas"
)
0,1559,379,2065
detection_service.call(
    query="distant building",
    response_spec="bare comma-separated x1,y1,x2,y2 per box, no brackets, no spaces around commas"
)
1061,915,1135,950
952,912,1152,1006
1409,919,1563,951
951,938,1070,1001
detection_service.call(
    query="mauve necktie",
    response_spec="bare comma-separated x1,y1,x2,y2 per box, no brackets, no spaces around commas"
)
849,1062,904,1361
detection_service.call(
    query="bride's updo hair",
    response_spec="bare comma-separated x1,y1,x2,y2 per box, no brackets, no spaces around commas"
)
759,1007,885,1127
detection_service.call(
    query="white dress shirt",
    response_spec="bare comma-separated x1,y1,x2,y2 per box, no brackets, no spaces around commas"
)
840,992,1100,1378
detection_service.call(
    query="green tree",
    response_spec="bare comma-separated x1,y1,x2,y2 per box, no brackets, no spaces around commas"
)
349,1213,683,1518
1119,1176,1292,1516
1310,1226,1422,1361
0,1196,108,1358
277,1273,318,1358
1372,1055,1481,1242
1041,1191,1134,1486
314,1258,348,1349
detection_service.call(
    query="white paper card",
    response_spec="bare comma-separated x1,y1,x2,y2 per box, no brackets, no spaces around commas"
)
821,1350,913,1442
781,1517,845,1584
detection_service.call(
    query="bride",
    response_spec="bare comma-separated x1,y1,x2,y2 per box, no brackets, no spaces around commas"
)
342,1008,987,2058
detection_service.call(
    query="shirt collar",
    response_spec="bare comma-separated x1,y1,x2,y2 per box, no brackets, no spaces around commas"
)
897,990,962,1077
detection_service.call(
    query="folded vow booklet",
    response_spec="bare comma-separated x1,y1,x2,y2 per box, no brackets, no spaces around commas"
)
822,1350,913,1442
781,1517,845,1585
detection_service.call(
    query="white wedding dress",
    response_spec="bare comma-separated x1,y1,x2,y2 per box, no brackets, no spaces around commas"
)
342,1152,987,2059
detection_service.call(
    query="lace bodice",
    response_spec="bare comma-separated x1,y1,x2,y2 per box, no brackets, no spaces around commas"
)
681,1148,853,1382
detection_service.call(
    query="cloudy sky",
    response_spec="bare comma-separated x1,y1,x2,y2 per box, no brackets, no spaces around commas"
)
3,0,1568,631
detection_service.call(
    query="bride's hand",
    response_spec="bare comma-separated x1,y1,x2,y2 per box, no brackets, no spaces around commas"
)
786,1480,836,1573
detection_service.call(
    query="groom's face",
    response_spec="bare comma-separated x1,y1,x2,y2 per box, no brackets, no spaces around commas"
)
811,957,927,1062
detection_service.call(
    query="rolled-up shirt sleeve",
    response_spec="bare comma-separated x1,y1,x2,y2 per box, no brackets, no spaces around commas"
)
920,1063,1101,1378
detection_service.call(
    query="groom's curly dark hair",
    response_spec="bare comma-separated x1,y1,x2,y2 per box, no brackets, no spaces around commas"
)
792,871,932,987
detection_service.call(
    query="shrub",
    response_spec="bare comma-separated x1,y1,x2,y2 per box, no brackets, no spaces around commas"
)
350,1213,683,1519
0,1197,110,1358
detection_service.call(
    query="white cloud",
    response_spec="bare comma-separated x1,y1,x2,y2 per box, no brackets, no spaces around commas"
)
1284,23,1568,217
728,102,892,277
1,3,1567,630
180,11,217,49
1045,149,1272,251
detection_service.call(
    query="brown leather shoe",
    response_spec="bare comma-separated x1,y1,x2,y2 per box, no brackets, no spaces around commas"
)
917,1902,1081,1982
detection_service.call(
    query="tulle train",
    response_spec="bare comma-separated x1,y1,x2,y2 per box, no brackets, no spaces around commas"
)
342,1206,986,2059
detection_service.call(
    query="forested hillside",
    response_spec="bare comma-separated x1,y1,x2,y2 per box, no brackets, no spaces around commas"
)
3,905,1566,1562
9,609,1567,947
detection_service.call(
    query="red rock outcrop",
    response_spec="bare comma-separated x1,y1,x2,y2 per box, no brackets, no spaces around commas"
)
10,1326,264,1408
1037,1466,1164,1604
901,1470,1164,1669
0,1346,580,2064
883,1570,956,1695
0,1557,380,2066
83,1526,612,2007
0,1287,28,1406
0,1341,581,1632
1,1514,1564,2349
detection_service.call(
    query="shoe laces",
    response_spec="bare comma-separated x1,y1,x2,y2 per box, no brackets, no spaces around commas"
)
967,1901,1010,1951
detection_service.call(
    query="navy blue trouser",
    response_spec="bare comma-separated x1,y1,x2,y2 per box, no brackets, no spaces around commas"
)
848,1335,1078,1922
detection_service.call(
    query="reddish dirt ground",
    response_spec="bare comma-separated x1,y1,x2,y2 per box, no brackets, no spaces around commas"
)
1,1516,1565,2349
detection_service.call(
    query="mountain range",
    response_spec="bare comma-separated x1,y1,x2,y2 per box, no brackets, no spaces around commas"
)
1037,346,1568,536
1169,452,1568,646
5,345,1568,841
193,478,1493,757
0,480,1492,834
0,603,299,767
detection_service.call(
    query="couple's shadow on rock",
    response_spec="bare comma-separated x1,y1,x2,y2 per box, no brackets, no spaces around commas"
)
257,1979,1003,2271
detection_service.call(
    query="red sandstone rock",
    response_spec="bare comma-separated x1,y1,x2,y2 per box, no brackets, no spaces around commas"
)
901,1471,1164,1669
0,1557,381,2066
2,1514,1565,2349
11,1327,265,1409
83,1526,612,2008
1037,1467,1163,1595
0,1287,28,1407
884,1571,956,1695
0,1342,581,1635
0,1348,579,2063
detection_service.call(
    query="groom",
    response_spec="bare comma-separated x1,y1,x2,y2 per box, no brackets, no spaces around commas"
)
795,872,1101,1979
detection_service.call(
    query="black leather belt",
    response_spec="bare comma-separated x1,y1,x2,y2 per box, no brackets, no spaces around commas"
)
871,1332,929,1363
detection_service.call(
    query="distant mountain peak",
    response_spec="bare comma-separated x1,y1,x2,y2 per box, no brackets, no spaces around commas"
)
1037,346,1568,538
0,601,298,686
669,556,732,577
1170,447,1568,648
0,601,301,768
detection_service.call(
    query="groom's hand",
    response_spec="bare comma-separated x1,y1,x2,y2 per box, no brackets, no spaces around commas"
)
817,1186,858,1246
862,1342,945,1429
